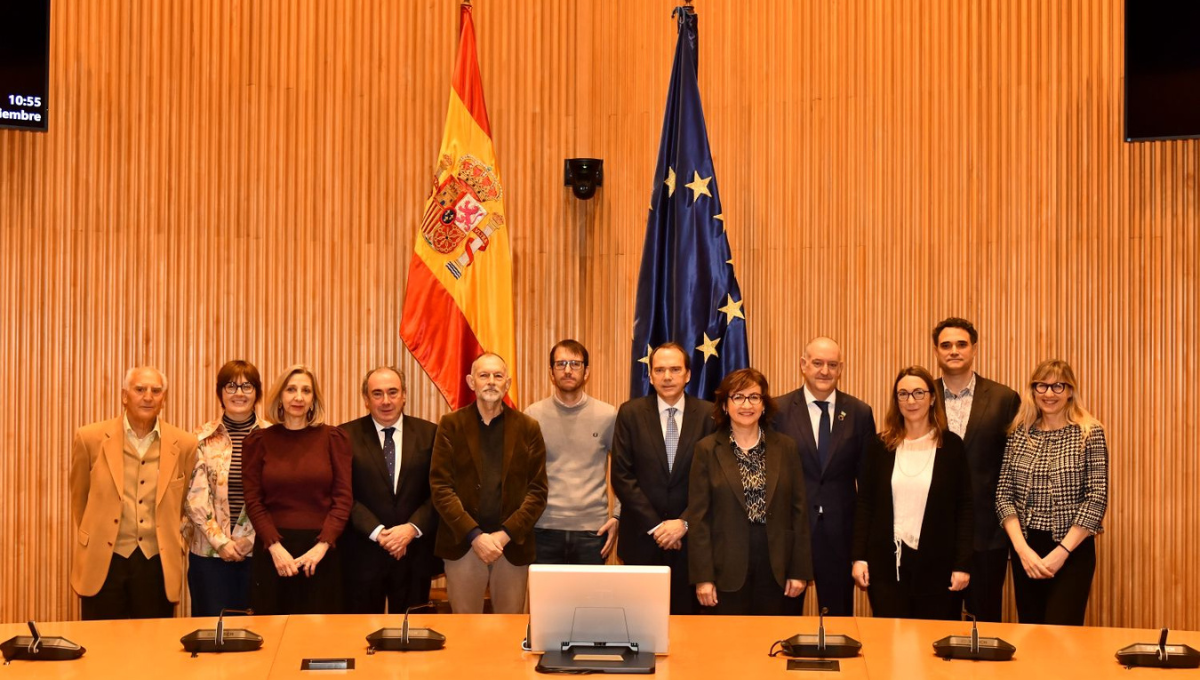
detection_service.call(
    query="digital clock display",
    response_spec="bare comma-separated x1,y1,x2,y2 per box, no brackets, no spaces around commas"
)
0,1,51,132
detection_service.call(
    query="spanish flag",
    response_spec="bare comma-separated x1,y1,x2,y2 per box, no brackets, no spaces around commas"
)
401,2,517,409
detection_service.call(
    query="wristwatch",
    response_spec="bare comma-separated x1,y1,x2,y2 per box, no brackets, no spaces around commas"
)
682,520,689,531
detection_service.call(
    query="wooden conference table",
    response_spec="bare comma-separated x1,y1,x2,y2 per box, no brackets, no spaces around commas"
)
2,614,1198,678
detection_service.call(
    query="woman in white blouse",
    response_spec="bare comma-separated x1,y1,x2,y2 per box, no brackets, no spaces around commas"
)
851,366,973,619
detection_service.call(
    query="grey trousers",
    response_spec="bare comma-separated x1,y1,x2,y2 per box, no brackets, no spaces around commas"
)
443,551,528,614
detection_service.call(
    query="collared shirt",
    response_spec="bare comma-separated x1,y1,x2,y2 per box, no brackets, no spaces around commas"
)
647,394,686,536
656,393,685,440
368,415,422,543
942,373,977,439
123,414,161,460
476,407,507,533
802,385,838,447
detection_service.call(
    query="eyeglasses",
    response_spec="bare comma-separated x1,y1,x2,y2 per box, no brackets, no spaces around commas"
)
728,393,763,406
1032,382,1069,394
552,360,585,371
223,382,256,395
896,389,930,402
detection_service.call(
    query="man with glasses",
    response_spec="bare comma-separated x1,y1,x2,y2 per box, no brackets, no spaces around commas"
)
339,367,440,613
931,317,1020,622
430,353,548,613
775,337,876,616
612,342,715,614
525,340,619,565
70,366,199,619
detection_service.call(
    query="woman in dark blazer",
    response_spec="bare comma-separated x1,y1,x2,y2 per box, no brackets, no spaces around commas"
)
851,366,973,620
688,368,813,615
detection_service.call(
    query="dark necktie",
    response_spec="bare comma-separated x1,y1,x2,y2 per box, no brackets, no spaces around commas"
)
815,401,831,470
383,427,397,492
665,407,680,472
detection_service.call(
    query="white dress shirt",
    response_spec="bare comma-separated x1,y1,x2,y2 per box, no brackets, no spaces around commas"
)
368,416,422,542
648,394,687,536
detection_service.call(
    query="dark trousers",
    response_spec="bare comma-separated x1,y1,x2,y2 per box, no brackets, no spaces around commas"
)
251,529,343,615
1011,530,1095,625
798,519,855,616
343,554,433,614
533,528,607,565
188,552,253,617
702,524,802,616
80,551,173,620
952,546,1009,622
621,535,695,614
867,543,958,620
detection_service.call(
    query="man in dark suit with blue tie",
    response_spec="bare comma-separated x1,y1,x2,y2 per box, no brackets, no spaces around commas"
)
612,342,716,614
774,337,876,616
932,317,1021,622
339,366,440,614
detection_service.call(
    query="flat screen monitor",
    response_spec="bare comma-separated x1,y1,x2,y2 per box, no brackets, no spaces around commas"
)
528,564,670,654
1125,1,1200,141
0,1,51,132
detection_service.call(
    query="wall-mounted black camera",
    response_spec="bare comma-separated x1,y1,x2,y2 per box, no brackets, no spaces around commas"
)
564,158,603,200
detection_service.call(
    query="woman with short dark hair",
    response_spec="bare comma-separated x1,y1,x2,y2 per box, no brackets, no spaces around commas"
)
184,359,266,616
687,367,812,615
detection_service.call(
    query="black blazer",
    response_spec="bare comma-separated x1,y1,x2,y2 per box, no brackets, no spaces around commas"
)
611,394,715,565
935,375,1021,551
851,433,974,592
339,414,440,580
773,388,876,554
687,429,814,591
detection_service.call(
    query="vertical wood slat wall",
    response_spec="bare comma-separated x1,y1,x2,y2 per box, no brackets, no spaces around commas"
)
0,0,1195,628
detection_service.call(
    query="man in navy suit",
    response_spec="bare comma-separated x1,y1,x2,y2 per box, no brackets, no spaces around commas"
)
612,342,716,614
774,337,876,616
932,317,1020,622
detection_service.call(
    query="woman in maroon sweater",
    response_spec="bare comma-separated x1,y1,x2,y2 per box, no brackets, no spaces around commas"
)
243,365,352,614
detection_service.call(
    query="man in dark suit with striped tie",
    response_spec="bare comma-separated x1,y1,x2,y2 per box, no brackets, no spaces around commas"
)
612,342,716,614
774,337,876,616
339,366,440,614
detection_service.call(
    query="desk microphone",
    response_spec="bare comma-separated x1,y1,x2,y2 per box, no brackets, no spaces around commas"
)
366,602,446,653
180,608,264,657
771,607,862,658
1116,628,1200,668
932,612,1015,661
1,621,86,664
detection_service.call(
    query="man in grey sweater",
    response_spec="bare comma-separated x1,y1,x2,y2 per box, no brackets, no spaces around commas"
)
525,339,619,564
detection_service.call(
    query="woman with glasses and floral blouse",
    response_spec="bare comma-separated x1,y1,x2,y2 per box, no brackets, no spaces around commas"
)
687,368,813,615
996,359,1107,626
184,360,268,616
851,366,973,619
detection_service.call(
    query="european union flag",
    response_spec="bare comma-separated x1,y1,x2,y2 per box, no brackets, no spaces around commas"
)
629,6,749,400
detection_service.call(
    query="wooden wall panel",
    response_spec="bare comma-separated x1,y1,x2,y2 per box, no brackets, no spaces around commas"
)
0,0,1196,629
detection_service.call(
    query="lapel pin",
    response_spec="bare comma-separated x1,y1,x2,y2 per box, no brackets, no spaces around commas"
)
838,411,846,422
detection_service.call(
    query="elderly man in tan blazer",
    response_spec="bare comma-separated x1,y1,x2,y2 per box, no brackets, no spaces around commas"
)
70,366,198,620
